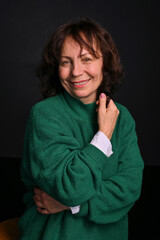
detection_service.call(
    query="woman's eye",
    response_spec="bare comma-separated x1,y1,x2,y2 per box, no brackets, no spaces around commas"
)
82,58,92,63
60,60,71,67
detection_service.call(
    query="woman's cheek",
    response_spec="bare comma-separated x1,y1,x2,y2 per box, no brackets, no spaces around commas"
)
59,68,70,80
87,63,99,75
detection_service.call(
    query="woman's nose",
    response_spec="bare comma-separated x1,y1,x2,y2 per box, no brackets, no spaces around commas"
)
71,61,83,77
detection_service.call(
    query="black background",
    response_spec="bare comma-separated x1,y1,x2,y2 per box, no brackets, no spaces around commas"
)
0,0,159,165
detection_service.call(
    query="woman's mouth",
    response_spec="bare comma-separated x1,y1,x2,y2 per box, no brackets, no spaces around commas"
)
70,79,90,88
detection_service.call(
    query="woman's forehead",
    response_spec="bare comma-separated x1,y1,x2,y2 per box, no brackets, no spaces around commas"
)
61,35,100,56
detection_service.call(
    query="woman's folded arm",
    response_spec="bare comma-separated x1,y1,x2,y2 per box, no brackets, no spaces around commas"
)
21,105,110,206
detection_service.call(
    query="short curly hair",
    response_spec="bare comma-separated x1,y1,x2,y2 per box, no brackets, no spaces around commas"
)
37,18,124,99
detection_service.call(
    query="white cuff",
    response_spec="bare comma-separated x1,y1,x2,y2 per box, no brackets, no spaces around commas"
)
90,131,113,157
69,205,81,214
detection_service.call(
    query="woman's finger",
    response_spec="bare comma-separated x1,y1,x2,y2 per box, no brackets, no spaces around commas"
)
33,196,44,208
37,207,49,215
98,93,107,111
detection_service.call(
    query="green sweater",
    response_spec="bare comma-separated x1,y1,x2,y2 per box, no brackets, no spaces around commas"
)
19,90,144,240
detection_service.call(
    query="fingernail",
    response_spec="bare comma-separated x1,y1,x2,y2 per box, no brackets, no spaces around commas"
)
100,93,105,98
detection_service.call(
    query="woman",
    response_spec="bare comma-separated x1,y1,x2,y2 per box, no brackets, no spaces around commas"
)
19,18,144,239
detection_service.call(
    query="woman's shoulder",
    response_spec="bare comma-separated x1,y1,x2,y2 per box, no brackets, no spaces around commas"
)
24,94,70,133
115,102,135,127
29,94,65,122
32,94,63,113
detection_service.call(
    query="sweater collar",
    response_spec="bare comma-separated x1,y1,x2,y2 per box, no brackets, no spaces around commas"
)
61,90,97,123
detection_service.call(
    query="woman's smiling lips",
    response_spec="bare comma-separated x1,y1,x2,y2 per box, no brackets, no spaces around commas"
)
69,79,91,88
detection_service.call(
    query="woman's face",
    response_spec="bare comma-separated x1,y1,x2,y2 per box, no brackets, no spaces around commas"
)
59,36,103,104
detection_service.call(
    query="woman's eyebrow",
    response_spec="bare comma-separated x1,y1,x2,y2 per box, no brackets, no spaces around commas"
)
60,53,91,59
60,56,71,59
80,53,91,57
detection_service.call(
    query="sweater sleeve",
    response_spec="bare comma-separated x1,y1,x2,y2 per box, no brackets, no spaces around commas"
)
70,131,113,214
74,107,144,224
21,105,109,207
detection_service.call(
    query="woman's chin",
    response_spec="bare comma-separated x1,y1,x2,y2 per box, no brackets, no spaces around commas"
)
71,91,96,104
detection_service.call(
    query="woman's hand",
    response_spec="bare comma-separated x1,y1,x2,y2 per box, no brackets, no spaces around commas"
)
97,93,119,140
33,188,70,214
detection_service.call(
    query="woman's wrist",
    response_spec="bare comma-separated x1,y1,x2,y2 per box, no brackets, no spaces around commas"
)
99,129,112,140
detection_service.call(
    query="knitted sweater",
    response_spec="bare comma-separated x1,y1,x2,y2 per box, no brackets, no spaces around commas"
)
19,90,144,240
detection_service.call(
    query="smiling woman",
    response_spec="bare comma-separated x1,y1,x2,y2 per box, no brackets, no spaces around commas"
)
19,18,144,240
37,17,124,100
59,36,103,104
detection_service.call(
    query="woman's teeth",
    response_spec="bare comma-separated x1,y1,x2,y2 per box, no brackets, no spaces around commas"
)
72,80,89,85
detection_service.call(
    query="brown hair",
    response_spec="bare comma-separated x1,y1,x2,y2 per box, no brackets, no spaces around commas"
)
37,17,124,99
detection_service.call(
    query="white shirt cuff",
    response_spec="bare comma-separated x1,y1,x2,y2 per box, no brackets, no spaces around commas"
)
90,131,113,157
69,205,81,214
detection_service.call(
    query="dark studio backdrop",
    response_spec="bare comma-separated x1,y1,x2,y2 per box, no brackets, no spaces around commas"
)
0,0,159,165
0,0,160,238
